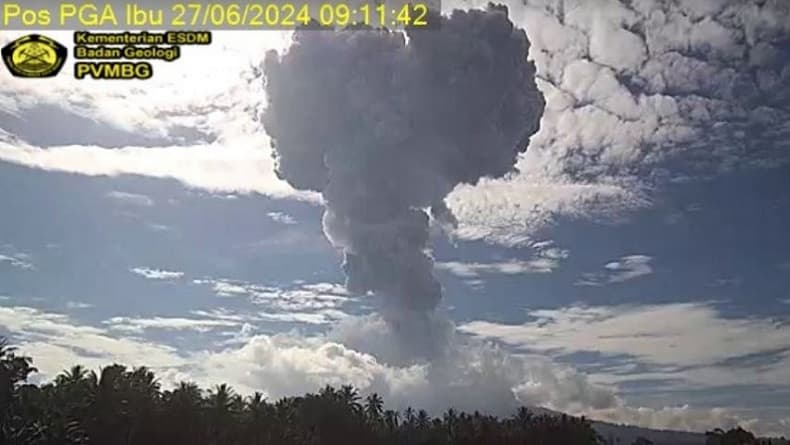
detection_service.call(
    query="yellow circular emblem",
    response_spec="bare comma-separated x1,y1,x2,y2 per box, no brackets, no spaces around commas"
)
2,34,67,78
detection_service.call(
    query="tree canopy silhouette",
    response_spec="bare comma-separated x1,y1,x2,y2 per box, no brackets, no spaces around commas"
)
0,337,781,445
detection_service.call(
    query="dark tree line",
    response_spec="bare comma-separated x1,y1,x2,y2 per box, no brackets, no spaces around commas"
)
0,337,779,445
704,427,788,445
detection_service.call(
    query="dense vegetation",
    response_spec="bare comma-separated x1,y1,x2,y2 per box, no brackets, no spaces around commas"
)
0,338,782,445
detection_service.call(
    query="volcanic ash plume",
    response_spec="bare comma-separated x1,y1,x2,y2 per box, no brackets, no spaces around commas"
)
262,4,545,314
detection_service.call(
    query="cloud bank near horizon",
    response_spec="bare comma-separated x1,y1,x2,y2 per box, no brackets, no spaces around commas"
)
1,303,785,436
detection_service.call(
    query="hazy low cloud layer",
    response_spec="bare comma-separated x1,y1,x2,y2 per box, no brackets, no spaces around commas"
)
2,304,784,436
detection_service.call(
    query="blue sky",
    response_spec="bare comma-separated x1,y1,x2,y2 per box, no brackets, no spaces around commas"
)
1,0,790,437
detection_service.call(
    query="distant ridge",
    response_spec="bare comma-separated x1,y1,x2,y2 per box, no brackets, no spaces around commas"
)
591,420,705,445
530,406,789,445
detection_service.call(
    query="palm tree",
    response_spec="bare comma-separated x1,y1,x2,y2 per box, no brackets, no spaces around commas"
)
403,406,415,424
0,338,37,408
124,366,160,445
55,365,88,387
383,409,400,433
0,338,39,444
706,428,726,445
206,383,241,445
85,364,134,445
416,409,431,430
444,407,459,442
244,392,272,445
365,393,384,425
44,365,93,445
161,381,204,445
273,396,300,444
400,406,417,443
338,384,362,414
169,381,203,408
514,406,533,427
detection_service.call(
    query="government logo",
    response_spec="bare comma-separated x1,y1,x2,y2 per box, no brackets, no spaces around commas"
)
2,34,67,78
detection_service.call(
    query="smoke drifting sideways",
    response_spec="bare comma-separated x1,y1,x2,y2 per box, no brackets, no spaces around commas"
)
262,4,545,317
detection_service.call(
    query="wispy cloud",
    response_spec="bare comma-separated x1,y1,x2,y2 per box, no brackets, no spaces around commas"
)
267,211,297,225
709,277,742,288
106,190,154,207
576,255,653,286
190,308,255,322
193,279,352,324
105,316,240,334
145,222,176,233
0,139,317,202
436,240,569,281
459,301,790,388
257,310,349,325
437,259,555,277
0,306,188,375
130,267,184,280
0,246,35,271
605,255,654,283
0,253,34,271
